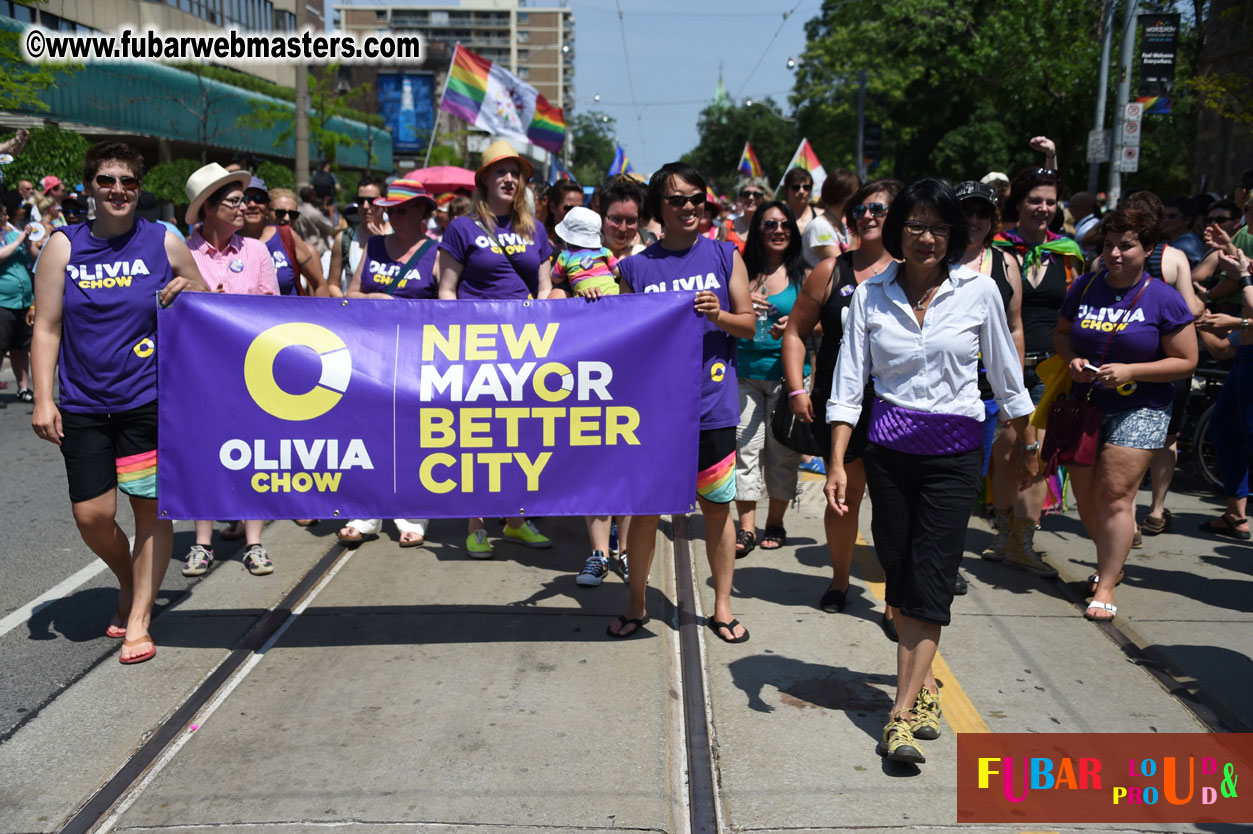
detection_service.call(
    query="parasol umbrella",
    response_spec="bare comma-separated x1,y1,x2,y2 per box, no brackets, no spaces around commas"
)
408,165,476,194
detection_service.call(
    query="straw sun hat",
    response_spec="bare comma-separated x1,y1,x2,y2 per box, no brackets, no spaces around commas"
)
475,140,533,188
183,162,251,224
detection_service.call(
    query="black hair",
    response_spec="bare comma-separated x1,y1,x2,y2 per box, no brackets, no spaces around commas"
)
1163,195,1197,218
1004,167,1063,224
783,167,814,190
882,177,970,263
1206,198,1240,220
83,141,145,188
299,185,318,204
1238,169,1253,193
743,200,803,284
355,175,383,194
645,162,708,224
546,178,584,209
199,180,243,221
0,189,23,216
595,176,645,218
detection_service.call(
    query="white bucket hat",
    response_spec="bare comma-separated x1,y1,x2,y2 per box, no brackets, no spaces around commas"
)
184,163,252,224
555,206,602,249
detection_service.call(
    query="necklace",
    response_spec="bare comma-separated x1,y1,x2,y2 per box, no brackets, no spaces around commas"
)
904,268,946,310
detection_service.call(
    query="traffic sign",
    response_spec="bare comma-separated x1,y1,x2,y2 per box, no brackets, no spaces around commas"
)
1119,146,1139,172
1125,102,1144,121
1087,128,1111,163
1122,118,1142,147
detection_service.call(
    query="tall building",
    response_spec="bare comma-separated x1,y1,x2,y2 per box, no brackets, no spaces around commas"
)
334,0,574,168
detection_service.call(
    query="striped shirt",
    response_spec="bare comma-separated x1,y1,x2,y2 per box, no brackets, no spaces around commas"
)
187,229,278,295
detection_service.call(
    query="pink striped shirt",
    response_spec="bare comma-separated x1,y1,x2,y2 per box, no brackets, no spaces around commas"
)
187,230,279,295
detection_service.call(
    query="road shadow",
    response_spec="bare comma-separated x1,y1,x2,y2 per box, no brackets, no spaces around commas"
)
26,587,184,643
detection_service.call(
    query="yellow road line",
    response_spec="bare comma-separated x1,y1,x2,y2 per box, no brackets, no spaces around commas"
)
853,533,990,734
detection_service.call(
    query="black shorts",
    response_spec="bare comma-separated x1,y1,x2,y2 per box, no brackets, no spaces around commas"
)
697,426,737,504
1166,375,1191,437
863,444,983,627
0,306,32,353
60,400,159,504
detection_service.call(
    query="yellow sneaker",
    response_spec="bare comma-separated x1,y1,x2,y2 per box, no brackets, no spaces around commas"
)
466,529,494,559
876,714,925,764
910,688,941,740
502,520,552,549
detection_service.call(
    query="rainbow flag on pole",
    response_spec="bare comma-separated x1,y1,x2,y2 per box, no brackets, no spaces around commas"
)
440,44,566,154
738,142,764,178
607,145,634,177
779,138,826,193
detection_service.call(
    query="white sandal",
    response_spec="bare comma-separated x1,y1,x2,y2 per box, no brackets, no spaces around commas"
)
1084,601,1118,621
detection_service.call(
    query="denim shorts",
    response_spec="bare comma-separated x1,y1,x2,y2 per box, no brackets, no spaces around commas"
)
1100,404,1172,451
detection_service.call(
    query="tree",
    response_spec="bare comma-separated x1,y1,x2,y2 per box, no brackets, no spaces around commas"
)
569,110,616,185
143,159,201,205
682,97,797,191
0,5,66,113
243,64,357,167
791,0,1105,183
2,124,89,189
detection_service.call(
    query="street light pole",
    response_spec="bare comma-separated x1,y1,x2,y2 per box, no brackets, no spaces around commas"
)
1109,0,1139,208
1088,0,1117,193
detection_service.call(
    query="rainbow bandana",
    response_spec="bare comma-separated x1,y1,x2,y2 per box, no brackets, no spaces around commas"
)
992,228,1084,272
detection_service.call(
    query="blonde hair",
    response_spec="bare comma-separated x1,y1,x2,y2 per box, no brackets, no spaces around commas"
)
472,162,536,239
269,187,297,205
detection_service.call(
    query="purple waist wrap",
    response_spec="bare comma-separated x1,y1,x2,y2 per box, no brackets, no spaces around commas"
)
867,397,983,456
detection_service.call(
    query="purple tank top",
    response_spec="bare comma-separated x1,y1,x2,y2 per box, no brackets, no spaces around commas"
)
58,219,172,413
618,235,739,430
359,234,439,299
264,231,298,295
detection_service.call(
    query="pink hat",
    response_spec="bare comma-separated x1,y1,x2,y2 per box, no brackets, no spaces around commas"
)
41,175,62,194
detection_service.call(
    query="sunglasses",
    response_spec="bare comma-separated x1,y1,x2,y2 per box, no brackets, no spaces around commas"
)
95,174,140,191
664,193,706,209
963,202,994,220
739,190,765,201
852,202,888,219
789,183,812,191
244,192,269,205
1022,167,1062,184
761,219,792,233
272,208,298,222
356,196,376,206
902,220,952,239
606,214,639,227
1207,215,1235,224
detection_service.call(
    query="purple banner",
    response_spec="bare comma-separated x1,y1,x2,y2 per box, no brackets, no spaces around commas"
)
157,293,703,519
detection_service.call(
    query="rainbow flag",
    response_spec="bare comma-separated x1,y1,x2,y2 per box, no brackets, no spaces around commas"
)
738,142,763,178
607,145,633,177
439,45,565,154
779,138,826,193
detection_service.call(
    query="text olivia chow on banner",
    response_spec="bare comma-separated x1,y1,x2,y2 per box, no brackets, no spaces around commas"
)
157,293,704,520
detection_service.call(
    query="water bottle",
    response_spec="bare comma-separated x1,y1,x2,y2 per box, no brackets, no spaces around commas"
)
754,302,778,343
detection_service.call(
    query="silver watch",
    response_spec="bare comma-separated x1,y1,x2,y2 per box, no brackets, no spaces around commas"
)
1021,441,1040,453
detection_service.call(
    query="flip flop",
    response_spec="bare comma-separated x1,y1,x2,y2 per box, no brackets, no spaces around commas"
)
398,534,425,548
606,615,649,639
337,527,366,545
709,618,749,644
1084,601,1118,622
119,635,156,665
105,623,127,639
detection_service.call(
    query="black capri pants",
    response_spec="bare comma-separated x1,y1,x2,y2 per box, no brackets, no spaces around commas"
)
863,443,983,626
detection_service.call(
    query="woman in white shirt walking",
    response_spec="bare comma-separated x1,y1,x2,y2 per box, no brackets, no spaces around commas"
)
824,178,1039,765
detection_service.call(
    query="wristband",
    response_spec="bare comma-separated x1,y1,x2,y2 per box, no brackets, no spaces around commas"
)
788,389,807,398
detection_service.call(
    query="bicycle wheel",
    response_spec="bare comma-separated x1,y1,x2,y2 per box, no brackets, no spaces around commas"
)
1192,403,1222,493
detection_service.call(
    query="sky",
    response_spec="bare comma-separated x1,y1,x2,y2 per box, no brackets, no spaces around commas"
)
567,0,817,172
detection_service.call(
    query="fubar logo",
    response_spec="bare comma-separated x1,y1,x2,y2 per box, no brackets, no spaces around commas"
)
244,323,351,421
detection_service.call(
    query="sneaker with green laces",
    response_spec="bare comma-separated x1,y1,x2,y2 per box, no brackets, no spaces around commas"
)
910,688,942,740
502,520,552,549
876,714,925,764
466,529,494,559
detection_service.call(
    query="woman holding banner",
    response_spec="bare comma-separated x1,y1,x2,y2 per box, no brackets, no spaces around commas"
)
337,174,440,549
30,142,208,664
181,163,280,579
436,140,554,557
611,162,757,642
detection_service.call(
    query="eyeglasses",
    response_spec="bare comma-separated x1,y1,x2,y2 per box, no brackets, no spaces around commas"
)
95,174,140,191
963,202,994,220
1207,215,1235,224
606,214,639,228
851,202,888,219
902,220,953,239
761,219,792,233
789,183,812,192
739,190,765,201
217,197,245,209
664,193,706,208
272,208,298,222
1021,167,1061,185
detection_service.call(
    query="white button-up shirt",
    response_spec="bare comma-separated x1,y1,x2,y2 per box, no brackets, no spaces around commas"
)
826,261,1033,426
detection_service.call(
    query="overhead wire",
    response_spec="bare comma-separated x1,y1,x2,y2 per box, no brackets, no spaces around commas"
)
733,0,807,99
613,0,646,154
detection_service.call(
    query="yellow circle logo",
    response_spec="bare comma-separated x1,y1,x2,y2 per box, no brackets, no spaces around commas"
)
133,338,155,358
710,362,726,382
244,323,351,421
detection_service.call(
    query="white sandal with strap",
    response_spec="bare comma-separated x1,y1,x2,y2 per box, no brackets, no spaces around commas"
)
1084,601,1118,621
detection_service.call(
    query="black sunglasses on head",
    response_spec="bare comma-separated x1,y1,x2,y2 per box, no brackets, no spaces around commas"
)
1021,167,1062,185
